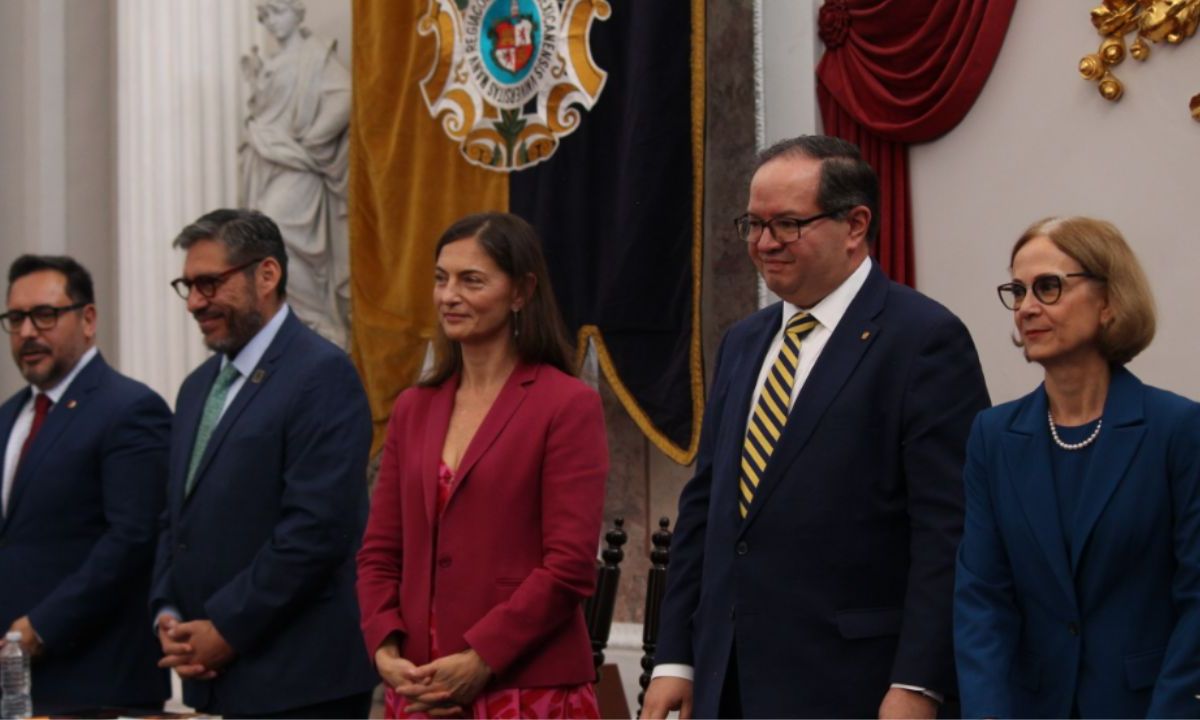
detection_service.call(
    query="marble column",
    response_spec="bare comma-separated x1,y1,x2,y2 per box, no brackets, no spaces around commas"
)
115,0,258,404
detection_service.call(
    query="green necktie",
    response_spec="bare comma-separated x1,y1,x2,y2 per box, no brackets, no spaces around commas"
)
185,363,241,496
739,311,818,518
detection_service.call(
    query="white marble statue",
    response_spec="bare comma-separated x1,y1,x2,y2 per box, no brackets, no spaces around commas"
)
240,0,351,348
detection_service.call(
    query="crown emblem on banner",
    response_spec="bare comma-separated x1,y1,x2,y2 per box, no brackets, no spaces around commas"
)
419,0,611,172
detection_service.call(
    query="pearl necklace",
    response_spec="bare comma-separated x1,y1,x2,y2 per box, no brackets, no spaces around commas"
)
1047,410,1102,451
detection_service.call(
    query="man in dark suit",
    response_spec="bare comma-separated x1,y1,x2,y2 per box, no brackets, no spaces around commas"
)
152,209,376,718
0,255,170,714
642,136,991,719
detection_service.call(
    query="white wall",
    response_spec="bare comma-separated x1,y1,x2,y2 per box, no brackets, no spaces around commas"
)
911,0,1200,405
0,0,116,396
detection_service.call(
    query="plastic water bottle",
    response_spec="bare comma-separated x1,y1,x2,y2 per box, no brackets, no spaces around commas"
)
0,631,31,719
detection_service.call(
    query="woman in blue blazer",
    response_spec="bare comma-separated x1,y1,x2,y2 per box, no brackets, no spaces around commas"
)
955,216,1200,718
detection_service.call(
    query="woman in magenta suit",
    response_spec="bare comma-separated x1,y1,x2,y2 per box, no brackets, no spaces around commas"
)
357,212,609,719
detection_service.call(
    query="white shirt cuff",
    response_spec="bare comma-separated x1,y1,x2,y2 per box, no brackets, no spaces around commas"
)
651,663,694,681
890,683,943,704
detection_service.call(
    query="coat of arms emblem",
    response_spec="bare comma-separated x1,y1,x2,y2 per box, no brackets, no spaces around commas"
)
419,0,610,171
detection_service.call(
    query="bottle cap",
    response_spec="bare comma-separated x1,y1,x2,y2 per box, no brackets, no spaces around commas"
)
4,631,20,642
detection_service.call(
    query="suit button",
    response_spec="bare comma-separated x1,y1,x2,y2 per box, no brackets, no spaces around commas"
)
1068,622,1079,636
177,543,187,552
736,541,748,556
437,556,452,569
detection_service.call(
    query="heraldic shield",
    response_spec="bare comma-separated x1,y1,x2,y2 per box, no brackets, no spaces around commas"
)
419,0,610,172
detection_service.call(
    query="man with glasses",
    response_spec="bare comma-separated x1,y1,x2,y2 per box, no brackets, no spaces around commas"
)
0,255,170,714
151,209,376,718
643,136,991,719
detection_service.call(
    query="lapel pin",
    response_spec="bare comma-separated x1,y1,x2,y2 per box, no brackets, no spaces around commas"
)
251,369,266,384
66,399,77,409
860,331,871,341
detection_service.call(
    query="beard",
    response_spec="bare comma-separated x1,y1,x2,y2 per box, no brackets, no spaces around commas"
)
13,338,70,389
197,305,265,357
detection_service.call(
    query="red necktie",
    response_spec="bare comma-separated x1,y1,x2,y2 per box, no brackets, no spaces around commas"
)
19,394,53,466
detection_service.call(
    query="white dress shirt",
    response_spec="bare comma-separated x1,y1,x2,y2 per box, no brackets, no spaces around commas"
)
2,346,99,516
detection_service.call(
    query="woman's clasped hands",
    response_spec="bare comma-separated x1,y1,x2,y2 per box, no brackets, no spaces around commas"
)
376,641,492,718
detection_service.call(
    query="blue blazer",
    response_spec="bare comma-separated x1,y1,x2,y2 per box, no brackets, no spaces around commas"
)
655,265,990,717
0,354,170,714
151,312,376,716
955,367,1200,718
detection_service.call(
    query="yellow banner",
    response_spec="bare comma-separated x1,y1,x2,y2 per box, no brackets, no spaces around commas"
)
349,0,508,453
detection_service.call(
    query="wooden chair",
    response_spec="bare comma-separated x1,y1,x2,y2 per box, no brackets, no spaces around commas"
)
585,517,627,678
638,517,673,716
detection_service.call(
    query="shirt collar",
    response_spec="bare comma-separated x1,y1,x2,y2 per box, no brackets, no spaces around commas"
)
780,256,872,334
221,304,290,377
31,345,99,404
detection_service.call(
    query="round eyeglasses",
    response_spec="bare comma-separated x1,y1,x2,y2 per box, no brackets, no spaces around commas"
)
997,272,1105,311
170,258,265,300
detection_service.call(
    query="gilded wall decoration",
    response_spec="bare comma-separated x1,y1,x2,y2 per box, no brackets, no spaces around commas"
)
1079,0,1200,121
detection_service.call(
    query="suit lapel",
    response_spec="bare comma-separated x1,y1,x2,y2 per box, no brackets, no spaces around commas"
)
184,313,302,504
740,266,884,534
713,309,779,526
422,376,457,525
0,388,31,528
1068,367,1145,572
1004,387,1076,605
6,355,106,519
171,358,218,512
446,364,536,509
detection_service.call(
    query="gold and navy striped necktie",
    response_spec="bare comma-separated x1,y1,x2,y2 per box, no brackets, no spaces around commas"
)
739,311,819,518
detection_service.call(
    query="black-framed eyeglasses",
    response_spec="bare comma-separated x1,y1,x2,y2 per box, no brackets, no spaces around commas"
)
170,258,264,300
997,272,1105,311
0,302,87,334
733,210,847,244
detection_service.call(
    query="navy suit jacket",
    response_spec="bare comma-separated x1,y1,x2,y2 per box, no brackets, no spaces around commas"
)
0,354,170,714
955,367,1200,718
655,265,990,718
151,311,376,715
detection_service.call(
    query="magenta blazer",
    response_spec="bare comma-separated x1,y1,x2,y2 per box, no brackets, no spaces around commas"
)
357,363,609,689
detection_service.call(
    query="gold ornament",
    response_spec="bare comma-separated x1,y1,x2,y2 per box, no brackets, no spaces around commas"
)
1100,36,1127,64
1099,72,1125,100
1079,53,1106,79
1130,36,1151,59
1081,0,1200,119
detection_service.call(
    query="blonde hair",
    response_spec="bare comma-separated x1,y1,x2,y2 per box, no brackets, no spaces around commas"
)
1011,216,1156,365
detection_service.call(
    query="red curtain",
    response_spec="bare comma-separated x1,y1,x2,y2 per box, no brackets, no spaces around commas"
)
816,0,1016,286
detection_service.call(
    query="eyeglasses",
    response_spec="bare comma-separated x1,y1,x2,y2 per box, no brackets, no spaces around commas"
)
997,272,1105,310
733,210,847,244
0,302,87,334
170,258,264,299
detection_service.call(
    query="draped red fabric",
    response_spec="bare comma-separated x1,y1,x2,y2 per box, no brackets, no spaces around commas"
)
815,0,1016,286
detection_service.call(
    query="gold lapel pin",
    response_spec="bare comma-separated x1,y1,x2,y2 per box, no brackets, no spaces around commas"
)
251,369,266,384
861,331,871,341
66,399,77,409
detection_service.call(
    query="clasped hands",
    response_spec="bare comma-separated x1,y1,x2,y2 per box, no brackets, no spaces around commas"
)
376,641,492,718
155,614,236,680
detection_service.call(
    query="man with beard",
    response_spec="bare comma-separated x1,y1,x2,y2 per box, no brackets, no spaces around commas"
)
0,255,170,714
152,209,376,718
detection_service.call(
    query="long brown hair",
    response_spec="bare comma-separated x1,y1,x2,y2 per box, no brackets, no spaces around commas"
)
420,212,574,387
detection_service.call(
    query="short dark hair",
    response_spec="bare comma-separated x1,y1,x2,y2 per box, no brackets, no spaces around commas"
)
173,208,288,297
7,255,95,305
756,135,880,244
421,212,574,387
